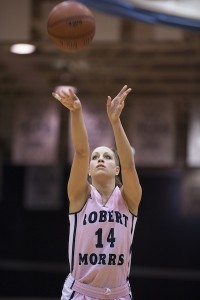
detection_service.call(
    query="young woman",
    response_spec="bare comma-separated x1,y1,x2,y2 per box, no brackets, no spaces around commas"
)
52,85,142,300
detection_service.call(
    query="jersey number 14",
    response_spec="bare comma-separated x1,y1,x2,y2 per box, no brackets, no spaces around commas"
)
95,228,116,248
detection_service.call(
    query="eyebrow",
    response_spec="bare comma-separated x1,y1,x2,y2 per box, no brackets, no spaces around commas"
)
92,152,98,156
104,152,112,156
92,151,112,156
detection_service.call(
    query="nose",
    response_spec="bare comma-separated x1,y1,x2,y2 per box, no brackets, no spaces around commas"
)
98,156,104,162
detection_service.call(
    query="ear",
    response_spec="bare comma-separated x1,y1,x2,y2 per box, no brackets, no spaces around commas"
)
115,166,120,176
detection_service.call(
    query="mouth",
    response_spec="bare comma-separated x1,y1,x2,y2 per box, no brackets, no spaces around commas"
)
96,164,105,169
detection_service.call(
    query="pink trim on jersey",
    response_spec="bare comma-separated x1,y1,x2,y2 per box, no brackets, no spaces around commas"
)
68,185,137,289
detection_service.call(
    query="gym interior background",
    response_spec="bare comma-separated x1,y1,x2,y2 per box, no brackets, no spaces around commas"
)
0,0,200,299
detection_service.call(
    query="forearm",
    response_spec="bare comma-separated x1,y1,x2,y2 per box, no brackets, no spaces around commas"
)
70,109,89,154
111,119,134,168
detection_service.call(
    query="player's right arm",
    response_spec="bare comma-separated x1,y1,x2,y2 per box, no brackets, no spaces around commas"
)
52,88,91,212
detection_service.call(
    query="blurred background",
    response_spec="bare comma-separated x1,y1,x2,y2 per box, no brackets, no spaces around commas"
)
0,0,200,299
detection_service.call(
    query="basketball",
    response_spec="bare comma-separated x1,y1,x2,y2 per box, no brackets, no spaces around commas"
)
47,1,96,52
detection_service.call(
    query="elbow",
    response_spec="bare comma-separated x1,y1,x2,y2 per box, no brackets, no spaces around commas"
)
75,144,90,158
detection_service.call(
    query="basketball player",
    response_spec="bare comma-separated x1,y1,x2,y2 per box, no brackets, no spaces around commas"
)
52,85,142,300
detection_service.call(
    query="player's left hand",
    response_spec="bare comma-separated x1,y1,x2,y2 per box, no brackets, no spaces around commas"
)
107,85,132,123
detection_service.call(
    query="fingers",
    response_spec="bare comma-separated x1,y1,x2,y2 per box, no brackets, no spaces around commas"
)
107,96,112,105
60,89,70,99
69,88,75,98
118,85,127,96
118,85,129,97
118,87,132,107
117,85,132,100
52,88,77,102
125,87,132,95
107,86,132,112
52,92,62,101
122,87,132,97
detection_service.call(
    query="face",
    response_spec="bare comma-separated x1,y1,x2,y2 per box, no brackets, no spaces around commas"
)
89,146,119,179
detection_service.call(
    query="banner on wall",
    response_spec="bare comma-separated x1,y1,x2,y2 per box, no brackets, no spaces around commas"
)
187,102,200,167
129,99,175,167
12,101,60,165
181,169,200,216
24,166,63,210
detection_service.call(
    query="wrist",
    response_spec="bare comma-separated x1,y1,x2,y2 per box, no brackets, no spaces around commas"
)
70,105,82,113
110,118,121,127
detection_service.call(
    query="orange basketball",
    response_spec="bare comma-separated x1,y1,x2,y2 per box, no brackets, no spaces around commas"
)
47,1,95,52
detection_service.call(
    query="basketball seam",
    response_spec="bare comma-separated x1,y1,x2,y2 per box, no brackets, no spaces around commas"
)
48,15,95,28
49,30,95,40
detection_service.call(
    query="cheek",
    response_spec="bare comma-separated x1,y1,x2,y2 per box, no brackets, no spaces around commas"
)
108,162,117,170
89,162,95,172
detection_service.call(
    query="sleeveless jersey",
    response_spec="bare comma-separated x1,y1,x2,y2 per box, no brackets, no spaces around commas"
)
68,185,137,289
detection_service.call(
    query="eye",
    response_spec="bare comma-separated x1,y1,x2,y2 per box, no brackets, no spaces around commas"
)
92,155,98,160
105,154,112,159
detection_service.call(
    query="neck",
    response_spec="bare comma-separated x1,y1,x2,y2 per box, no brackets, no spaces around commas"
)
92,180,116,202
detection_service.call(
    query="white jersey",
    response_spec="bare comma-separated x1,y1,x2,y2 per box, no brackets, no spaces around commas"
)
68,185,137,289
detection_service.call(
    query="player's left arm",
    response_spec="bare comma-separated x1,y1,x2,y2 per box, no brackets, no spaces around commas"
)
112,118,142,215
107,85,142,215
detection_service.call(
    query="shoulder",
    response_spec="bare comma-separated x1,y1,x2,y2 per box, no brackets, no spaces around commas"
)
120,185,140,216
69,184,91,213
